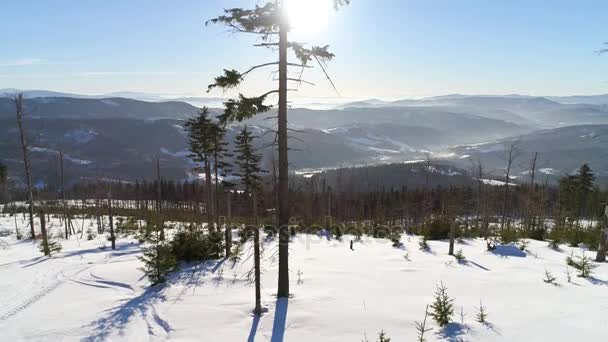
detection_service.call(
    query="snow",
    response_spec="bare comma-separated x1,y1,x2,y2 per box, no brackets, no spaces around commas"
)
30,147,93,165
64,129,98,144
159,147,189,158
1,214,608,341
538,168,558,175
101,99,120,107
479,178,517,186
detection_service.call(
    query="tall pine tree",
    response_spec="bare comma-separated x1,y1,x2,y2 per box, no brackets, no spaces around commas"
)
185,108,216,229
234,126,265,315
206,0,349,298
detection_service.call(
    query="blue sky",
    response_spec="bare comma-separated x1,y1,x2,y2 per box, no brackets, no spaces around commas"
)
1,0,607,99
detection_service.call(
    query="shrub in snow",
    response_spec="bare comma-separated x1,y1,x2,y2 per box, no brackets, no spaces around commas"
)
86,228,96,241
39,235,62,256
171,230,215,262
229,242,243,265
139,232,177,285
377,330,391,342
486,239,497,251
454,249,466,263
543,269,556,284
390,229,402,247
499,227,518,244
475,300,488,324
566,266,572,283
430,282,454,327
566,251,597,278
576,253,596,278
419,236,430,251
425,219,451,240
116,216,139,235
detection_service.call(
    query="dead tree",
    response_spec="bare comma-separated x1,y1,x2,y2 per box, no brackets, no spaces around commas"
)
39,210,50,256
156,157,165,241
596,205,608,262
500,142,519,232
107,187,116,250
253,191,262,316
525,152,538,232
13,93,36,239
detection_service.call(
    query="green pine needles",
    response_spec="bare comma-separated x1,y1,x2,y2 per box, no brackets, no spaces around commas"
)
430,282,454,327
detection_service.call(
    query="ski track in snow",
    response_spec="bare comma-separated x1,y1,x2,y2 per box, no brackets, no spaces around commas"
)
0,264,92,321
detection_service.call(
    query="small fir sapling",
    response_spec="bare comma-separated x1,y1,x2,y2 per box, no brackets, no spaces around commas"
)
419,236,430,251
430,282,454,327
543,269,556,284
475,300,488,324
454,249,466,262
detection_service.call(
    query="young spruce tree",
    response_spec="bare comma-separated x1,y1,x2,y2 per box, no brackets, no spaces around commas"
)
430,282,454,327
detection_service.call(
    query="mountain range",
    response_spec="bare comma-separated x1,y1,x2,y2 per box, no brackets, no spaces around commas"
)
1,90,607,187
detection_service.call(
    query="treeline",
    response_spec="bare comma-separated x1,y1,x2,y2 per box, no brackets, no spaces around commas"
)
5,163,606,239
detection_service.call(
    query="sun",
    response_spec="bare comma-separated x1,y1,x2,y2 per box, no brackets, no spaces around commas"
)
284,0,333,36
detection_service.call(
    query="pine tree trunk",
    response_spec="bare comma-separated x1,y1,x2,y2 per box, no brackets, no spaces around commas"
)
596,228,608,262
205,159,214,231
156,158,165,241
108,193,116,250
277,9,290,298
225,191,232,257
448,221,455,256
40,210,50,256
60,150,69,239
15,94,36,240
253,191,262,315
596,206,608,262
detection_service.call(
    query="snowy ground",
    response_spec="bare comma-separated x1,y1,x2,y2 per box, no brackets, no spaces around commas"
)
1,214,608,341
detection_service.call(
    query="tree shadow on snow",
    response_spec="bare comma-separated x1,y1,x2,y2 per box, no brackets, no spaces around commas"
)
437,322,468,342
490,245,526,258
83,282,172,342
461,260,491,271
61,242,140,259
270,298,289,342
247,315,261,342
587,276,608,286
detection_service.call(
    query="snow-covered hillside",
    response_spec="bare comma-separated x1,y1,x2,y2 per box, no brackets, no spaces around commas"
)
1,214,607,341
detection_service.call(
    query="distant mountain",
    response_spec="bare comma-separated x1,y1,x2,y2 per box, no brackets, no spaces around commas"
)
0,97,199,120
547,94,608,106
247,106,533,143
448,125,608,185
0,89,93,99
0,89,224,107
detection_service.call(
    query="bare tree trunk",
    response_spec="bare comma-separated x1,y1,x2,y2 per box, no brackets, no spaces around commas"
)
525,152,538,232
14,94,36,239
60,150,69,239
501,143,517,232
156,158,165,241
108,190,116,250
204,158,214,231
448,221,455,256
40,210,50,256
596,206,608,262
225,190,232,257
253,191,262,315
277,7,290,298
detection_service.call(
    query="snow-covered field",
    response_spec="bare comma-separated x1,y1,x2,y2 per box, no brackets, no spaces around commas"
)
1,214,608,341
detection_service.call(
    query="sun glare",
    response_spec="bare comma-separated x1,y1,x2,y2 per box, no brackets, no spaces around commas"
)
284,0,333,36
